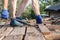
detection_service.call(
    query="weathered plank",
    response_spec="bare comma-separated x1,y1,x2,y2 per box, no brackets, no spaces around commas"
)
25,27,45,40
10,27,26,35
0,27,7,40
3,35,23,40
0,27,13,40
38,24,51,35
0,27,7,35
1,27,13,36
3,27,26,40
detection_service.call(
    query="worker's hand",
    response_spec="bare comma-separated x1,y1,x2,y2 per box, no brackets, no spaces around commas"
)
1,9,9,20
36,15,42,24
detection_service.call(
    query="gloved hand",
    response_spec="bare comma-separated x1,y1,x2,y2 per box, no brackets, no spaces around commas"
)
36,15,42,24
1,9,9,20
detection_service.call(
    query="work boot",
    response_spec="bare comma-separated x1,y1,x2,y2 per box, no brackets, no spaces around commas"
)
36,15,42,24
10,19,23,26
1,9,9,20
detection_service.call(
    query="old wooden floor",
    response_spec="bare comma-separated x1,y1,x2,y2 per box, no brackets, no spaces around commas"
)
0,19,60,40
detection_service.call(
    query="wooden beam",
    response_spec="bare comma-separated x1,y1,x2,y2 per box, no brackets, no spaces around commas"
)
38,24,51,35
25,27,45,40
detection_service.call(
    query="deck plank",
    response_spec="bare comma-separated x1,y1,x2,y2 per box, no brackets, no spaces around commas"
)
38,24,51,35
3,35,23,40
0,27,7,35
10,27,26,35
3,26,26,40
1,27,13,36
25,27,45,40
0,27,13,40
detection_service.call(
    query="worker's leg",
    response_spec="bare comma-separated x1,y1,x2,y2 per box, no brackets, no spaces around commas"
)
9,0,23,26
32,0,42,24
9,0,17,19
16,0,28,17
1,0,9,19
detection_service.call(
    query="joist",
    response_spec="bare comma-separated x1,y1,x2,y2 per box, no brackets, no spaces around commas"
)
38,24,51,35
25,27,45,40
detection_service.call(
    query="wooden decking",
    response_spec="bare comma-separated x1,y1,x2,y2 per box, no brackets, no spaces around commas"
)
0,19,60,40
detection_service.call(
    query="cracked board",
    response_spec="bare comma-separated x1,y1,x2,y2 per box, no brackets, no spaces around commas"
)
2,26,26,40
25,27,45,40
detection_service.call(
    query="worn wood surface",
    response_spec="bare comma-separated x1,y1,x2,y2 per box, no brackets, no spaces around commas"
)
25,27,45,40
0,27,13,40
2,26,26,40
0,19,60,40
38,24,51,35
10,27,26,35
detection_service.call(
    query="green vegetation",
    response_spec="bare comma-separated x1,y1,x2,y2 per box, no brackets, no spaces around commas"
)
0,0,60,19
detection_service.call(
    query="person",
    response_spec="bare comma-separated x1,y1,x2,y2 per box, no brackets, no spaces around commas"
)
1,0,42,26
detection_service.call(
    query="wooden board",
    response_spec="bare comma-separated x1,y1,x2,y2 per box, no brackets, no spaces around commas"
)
43,21,51,24
38,24,51,35
10,27,26,35
1,27,13,36
3,27,26,40
25,27,45,40
0,27,7,35
0,27,13,40
3,35,23,40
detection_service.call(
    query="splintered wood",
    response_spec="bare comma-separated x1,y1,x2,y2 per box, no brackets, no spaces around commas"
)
38,24,51,35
